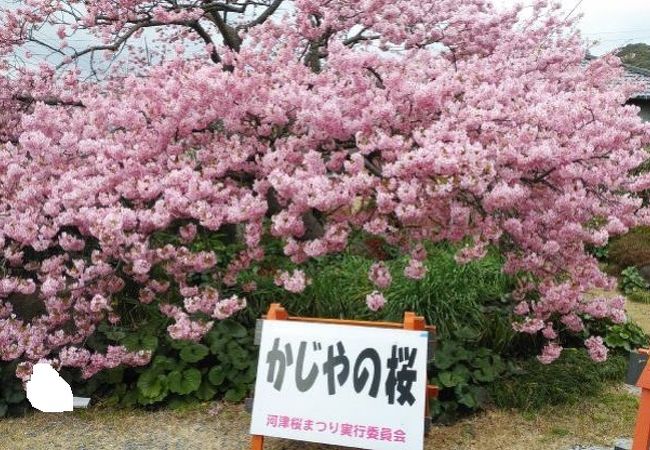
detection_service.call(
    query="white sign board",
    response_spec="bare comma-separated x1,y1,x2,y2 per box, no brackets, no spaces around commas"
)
250,320,428,450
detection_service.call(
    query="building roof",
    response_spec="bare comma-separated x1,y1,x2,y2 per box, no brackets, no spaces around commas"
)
624,64,650,101
584,53,650,101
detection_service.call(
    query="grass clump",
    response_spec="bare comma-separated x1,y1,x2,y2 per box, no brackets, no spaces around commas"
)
608,226,650,273
381,243,513,339
629,289,650,304
488,349,627,411
242,240,514,340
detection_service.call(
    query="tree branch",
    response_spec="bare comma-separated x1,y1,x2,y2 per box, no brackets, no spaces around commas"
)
14,94,85,108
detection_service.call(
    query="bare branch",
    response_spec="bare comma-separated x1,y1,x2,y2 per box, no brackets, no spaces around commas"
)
244,0,285,29
14,94,85,108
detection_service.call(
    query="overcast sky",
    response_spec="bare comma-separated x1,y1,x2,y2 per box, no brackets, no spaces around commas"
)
497,0,650,55
2,0,650,71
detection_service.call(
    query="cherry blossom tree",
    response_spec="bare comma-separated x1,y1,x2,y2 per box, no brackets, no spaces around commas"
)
1,0,649,377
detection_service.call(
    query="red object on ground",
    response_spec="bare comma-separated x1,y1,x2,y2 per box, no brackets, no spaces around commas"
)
633,349,650,450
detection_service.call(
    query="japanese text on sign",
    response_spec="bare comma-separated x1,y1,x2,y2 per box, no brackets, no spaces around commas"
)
250,320,428,450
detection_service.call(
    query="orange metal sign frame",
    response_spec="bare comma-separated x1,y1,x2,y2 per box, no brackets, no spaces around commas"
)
250,302,439,450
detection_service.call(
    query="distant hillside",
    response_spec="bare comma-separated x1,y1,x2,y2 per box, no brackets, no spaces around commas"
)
617,43,650,71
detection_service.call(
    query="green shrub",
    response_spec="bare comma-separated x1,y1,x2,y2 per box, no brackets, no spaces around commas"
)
429,327,510,422
629,290,650,304
381,244,514,339
604,321,650,352
242,241,514,341
587,244,609,261
620,266,649,295
0,362,28,417
70,318,257,409
608,227,650,273
48,238,512,413
488,349,626,411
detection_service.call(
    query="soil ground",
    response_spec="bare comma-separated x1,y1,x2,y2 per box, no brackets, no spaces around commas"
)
0,384,638,450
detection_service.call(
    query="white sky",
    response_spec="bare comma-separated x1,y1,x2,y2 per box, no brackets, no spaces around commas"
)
2,0,649,70
575,0,650,54
497,0,650,55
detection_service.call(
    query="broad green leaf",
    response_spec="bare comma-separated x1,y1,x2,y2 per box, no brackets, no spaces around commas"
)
224,386,247,402
167,368,201,395
121,335,141,351
180,343,210,363
208,366,227,386
141,336,159,351
137,371,166,398
438,371,465,388
195,381,218,401
219,320,248,338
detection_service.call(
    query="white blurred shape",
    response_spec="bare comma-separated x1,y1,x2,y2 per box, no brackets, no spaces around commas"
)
73,397,91,408
25,363,73,412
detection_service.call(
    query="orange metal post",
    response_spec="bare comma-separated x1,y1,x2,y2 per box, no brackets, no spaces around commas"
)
633,349,650,450
250,434,264,450
402,312,439,417
266,303,288,321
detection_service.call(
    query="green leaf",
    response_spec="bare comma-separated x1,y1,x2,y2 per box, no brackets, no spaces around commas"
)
455,384,478,409
167,368,201,395
204,329,222,346
137,371,166,398
121,334,141,351
171,339,191,350
219,320,248,339
433,350,456,370
454,327,480,342
141,336,159,351
438,371,466,388
227,367,243,382
208,366,227,386
151,356,177,371
138,389,168,405
4,388,25,404
0,401,8,417
195,381,218,401
120,389,139,408
458,391,478,408
224,386,247,402
232,357,250,371
104,330,126,341
472,368,497,383
180,343,210,363
226,341,248,360
243,365,257,383
209,339,228,356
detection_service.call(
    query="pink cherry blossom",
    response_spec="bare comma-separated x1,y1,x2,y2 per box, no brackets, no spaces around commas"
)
538,342,563,364
365,291,386,312
585,336,608,362
275,269,310,294
404,259,427,280
368,262,392,289
212,295,247,320
541,323,557,340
